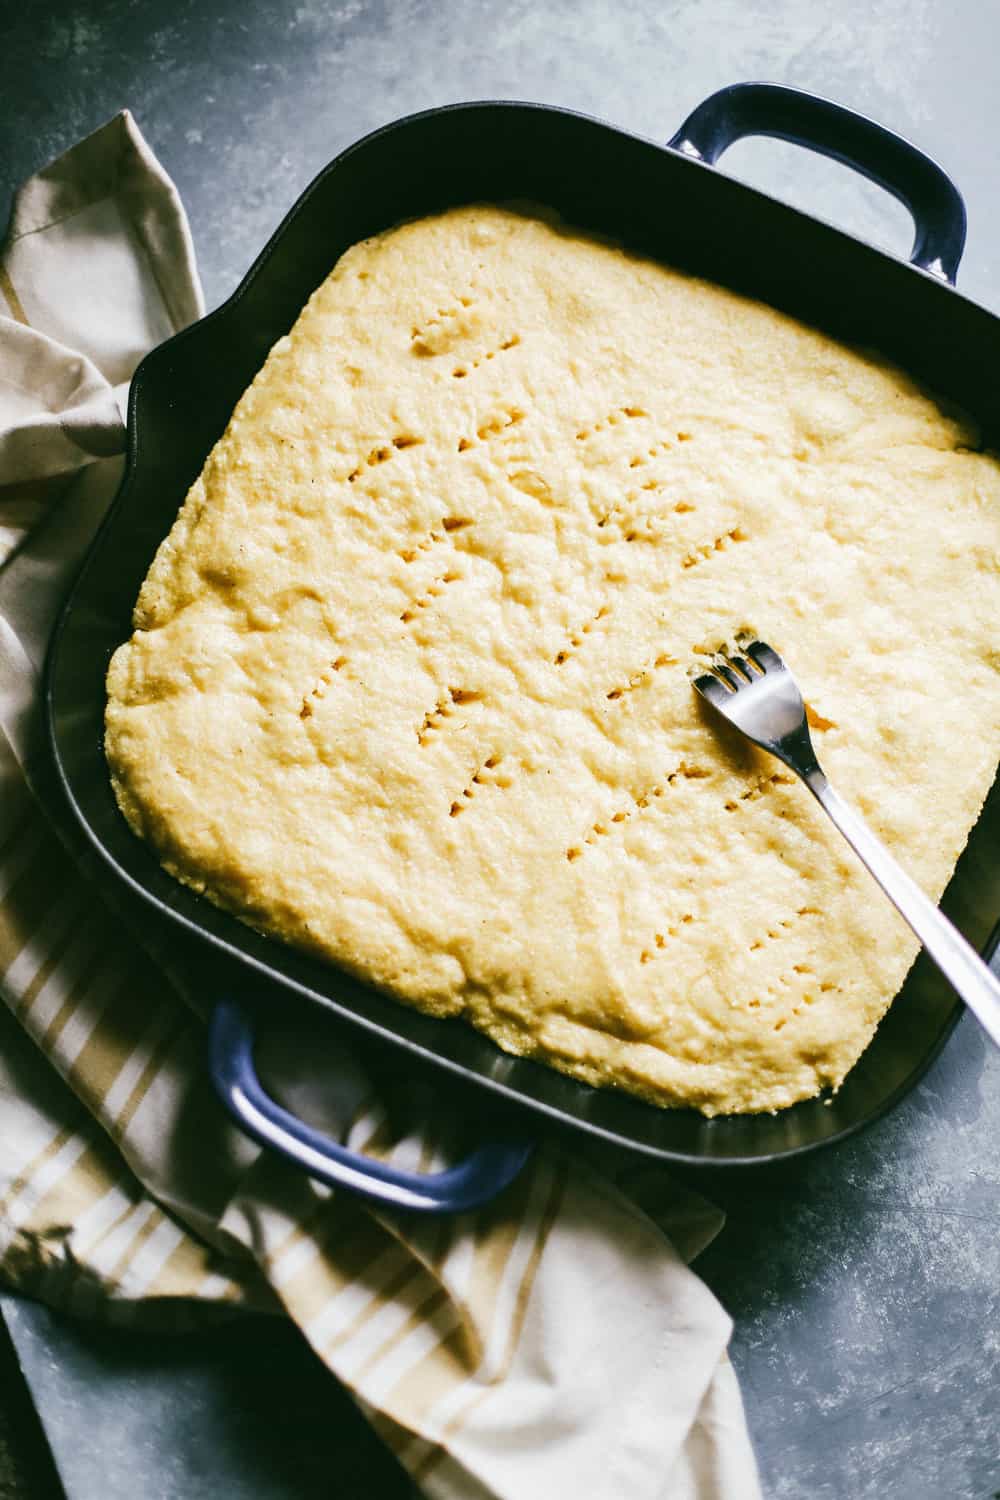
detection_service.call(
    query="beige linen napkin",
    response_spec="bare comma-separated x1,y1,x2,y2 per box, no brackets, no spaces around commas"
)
0,113,762,1499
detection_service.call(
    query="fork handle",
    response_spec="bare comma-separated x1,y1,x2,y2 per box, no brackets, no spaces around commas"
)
803,769,1000,1047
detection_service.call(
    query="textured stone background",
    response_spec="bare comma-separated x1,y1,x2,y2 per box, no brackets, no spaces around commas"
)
2,2,999,1497
5,0,1000,315
0,1316,60,1498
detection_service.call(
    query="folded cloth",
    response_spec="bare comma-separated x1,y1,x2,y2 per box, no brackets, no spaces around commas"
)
0,113,762,1499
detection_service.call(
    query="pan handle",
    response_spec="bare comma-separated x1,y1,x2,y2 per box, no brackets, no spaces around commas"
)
208,998,532,1213
668,82,966,284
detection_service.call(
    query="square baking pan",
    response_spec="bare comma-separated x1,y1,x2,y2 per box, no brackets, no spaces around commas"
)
45,83,1000,1208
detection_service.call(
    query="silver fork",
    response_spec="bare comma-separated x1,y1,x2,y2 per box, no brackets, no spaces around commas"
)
693,640,1000,1048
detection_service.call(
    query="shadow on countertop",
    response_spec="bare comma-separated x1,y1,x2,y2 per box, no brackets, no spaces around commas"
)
2,1296,416,1500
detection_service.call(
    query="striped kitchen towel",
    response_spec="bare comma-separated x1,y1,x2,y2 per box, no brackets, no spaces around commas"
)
0,111,761,1499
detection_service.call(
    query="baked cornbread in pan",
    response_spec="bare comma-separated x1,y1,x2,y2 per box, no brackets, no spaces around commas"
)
105,206,1000,1115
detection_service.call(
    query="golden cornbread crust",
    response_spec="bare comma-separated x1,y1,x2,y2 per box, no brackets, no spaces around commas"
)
106,206,1000,1115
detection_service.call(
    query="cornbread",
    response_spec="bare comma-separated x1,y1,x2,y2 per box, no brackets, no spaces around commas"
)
105,205,1000,1115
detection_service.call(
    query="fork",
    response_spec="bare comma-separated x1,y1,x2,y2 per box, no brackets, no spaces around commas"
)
693,641,1000,1048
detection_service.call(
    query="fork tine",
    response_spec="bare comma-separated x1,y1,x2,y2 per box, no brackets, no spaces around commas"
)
711,662,744,692
745,640,783,674
693,672,732,706
726,653,760,681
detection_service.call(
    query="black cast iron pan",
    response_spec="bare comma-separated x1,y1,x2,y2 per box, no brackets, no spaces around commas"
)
45,83,1000,1211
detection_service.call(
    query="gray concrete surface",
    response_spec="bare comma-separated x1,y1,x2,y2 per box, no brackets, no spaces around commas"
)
2,2,999,1497
0,1295,413,1499
0,1310,61,1499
